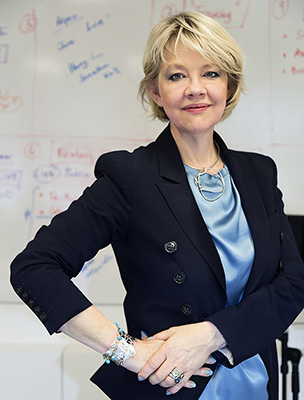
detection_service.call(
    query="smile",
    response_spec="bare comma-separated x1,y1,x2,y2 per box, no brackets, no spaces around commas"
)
183,103,210,113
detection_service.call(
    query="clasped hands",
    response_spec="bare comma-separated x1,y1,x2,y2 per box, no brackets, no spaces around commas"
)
123,321,225,396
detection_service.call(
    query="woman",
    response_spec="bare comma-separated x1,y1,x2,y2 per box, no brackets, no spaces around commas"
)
10,12,304,399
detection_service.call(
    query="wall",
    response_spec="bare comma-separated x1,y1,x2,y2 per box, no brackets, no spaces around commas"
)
0,0,303,398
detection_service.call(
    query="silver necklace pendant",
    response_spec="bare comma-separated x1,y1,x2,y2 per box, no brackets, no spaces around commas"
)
194,167,225,202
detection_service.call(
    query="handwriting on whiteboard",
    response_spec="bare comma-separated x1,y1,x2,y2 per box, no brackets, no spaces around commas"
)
86,15,110,32
33,165,60,184
269,0,304,77
57,39,75,51
24,142,41,160
0,169,23,188
298,30,304,40
0,44,9,63
81,254,114,279
53,11,121,84
50,141,95,165
18,9,37,34
0,153,12,161
12,135,145,239
150,0,250,28
272,0,289,20
80,65,121,83
54,14,83,33
0,169,23,200
0,26,8,36
291,66,304,75
35,187,81,218
0,90,23,113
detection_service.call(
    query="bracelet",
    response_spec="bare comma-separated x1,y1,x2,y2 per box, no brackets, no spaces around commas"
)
103,322,136,366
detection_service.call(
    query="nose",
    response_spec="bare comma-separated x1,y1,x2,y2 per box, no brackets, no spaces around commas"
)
185,77,206,97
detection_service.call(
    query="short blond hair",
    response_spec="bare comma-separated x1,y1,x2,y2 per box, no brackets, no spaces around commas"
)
138,11,245,122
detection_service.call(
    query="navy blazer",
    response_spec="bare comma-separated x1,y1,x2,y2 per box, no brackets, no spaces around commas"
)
11,125,304,399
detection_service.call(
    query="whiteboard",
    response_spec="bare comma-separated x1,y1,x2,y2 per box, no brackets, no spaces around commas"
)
1,0,304,304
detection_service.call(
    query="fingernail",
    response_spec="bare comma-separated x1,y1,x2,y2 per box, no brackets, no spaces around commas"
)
166,391,172,396
190,382,197,388
138,376,144,381
210,356,217,363
206,369,213,376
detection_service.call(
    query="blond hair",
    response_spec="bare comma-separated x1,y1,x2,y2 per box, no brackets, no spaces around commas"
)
138,11,245,122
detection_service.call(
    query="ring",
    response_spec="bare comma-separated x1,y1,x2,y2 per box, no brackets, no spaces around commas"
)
168,368,184,384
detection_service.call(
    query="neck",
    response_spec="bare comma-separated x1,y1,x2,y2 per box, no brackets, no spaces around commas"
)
170,126,219,169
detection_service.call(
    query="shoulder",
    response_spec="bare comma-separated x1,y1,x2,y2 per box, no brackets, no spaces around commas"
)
229,148,277,177
215,132,277,178
94,140,158,179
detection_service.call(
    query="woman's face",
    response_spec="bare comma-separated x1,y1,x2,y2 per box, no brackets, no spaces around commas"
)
151,41,229,140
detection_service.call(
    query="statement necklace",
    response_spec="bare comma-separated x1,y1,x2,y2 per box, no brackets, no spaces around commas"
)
188,142,225,202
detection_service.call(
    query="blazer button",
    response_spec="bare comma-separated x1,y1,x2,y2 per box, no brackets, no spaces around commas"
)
28,299,35,309
15,285,23,295
33,305,41,315
280,231,284,241
39,312,48,322
21,291,29,301
181,304,193,315
173,271,186,284
164,241,178,254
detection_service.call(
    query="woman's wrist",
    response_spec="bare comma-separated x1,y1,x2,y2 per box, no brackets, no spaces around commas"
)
102,322,137,366
101,322,120,353
199,321,227,351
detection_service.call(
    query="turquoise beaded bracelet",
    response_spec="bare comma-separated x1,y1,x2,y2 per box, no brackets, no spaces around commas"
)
103,322,136,366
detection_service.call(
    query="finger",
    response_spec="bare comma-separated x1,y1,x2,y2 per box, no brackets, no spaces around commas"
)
207,355,217,364
165,374,201,395
138,348,166,381
166,380,197,395
165,379,189,395
141,331,148,340
184,380,197,389
157,368,187,387
141,331,154,341
163,373,189,394
158,374,179,388
148,360,174,385
151,329,171,341
193,366,214,377
160,373,197,389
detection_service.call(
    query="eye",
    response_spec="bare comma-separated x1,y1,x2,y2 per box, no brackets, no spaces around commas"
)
204,71,220,79
169,73,184,82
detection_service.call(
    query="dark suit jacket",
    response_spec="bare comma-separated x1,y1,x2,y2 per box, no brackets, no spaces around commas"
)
11,125,304,399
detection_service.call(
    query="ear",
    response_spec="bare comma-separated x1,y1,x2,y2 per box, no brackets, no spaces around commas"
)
226,77,235,102
149,84,163,107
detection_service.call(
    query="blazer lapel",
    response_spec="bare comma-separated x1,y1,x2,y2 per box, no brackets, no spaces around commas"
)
215,133,272,294
235,177,272,294
155,126,226,292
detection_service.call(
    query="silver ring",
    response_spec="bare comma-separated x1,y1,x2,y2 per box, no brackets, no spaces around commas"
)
168,368,184,384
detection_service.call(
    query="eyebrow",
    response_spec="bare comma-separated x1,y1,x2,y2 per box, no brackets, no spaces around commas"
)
164,63,215,71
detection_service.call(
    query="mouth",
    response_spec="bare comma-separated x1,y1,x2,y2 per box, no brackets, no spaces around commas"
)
183,103,210,112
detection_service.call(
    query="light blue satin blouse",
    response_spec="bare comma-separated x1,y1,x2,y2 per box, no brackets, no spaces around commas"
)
184,164,269,400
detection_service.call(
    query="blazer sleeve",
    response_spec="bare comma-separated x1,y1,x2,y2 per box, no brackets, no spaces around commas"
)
206,157,304,366
10,152,132,335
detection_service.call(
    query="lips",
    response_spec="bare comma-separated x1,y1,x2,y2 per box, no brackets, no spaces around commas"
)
183,103,210,111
